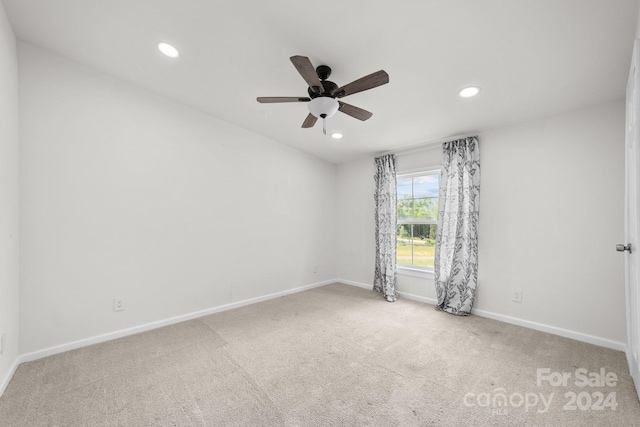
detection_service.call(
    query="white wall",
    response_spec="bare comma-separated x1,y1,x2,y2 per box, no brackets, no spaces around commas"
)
18,43,336,354
337,101,626,345
636,4,640,40
0,1,20,391
479,101,625,342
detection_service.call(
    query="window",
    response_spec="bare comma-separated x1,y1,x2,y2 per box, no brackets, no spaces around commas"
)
397,169,439,270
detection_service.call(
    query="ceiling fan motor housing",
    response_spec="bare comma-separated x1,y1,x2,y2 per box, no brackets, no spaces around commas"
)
308,81,338,98
306,64,339,98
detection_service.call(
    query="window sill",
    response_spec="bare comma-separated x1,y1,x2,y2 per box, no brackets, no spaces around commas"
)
397,266,434,279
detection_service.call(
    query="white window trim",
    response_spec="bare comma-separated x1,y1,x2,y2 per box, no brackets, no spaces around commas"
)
396,166,440,276
398,265,435,279
396,165,441,178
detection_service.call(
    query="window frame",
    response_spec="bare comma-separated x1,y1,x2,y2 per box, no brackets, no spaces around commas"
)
396,166,440,278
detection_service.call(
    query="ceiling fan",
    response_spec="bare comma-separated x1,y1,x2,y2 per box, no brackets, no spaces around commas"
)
257,56,389,133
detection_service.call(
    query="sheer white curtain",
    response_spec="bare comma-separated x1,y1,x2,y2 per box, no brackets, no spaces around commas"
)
373,155,398,302
434,137,480,315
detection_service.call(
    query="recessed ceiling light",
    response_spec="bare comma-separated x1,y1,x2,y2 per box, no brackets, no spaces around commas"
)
331,132,343,139
459,86,480,98
158,42,180,58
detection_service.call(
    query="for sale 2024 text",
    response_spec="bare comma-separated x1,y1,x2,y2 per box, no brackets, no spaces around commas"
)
537,368,618,411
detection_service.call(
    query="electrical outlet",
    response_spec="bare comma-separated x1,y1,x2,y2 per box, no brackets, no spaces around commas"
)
313,265,318,274
114,298,125,312
512,290,522,303
0,333,5,355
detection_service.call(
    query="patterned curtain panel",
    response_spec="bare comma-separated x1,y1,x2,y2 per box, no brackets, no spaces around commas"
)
373,154,398,302
434,137,480,315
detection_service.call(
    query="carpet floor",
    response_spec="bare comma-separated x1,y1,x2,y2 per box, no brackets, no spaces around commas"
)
0,283,639,426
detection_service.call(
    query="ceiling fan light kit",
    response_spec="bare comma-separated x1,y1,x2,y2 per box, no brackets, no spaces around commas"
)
257,55,389,134
308,97,339,119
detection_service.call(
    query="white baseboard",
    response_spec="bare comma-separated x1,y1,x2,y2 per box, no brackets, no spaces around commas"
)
338,278,438,305
18,279,336,365
337,278,371,290
0,357,21,398
398,291,438,305
337,279,626,352
471,308,626,352
3,277,628,399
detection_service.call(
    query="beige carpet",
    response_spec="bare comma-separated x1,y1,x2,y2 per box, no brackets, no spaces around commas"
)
1,283,639,426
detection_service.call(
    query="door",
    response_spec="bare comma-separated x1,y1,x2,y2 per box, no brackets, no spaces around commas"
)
624,39,640,401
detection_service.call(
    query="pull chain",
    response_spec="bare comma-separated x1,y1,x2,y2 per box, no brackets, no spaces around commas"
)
323,117,326,135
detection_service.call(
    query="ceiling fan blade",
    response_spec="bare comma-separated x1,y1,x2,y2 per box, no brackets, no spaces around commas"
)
257,96,310,103
302,113,318,128
290,56,325,94
335,70,389,98
338,101,373,121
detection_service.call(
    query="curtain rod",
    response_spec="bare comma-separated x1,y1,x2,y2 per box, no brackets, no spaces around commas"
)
378,132,478,157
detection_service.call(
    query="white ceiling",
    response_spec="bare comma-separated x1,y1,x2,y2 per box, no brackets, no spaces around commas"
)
3,0,639,164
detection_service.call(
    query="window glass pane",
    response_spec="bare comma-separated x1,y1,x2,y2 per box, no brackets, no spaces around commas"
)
413,174,439,198
412,224,436,267
413,197,438,220
396,171,439,269
397,199,413,220
396,224,412,265
397,177,413,200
